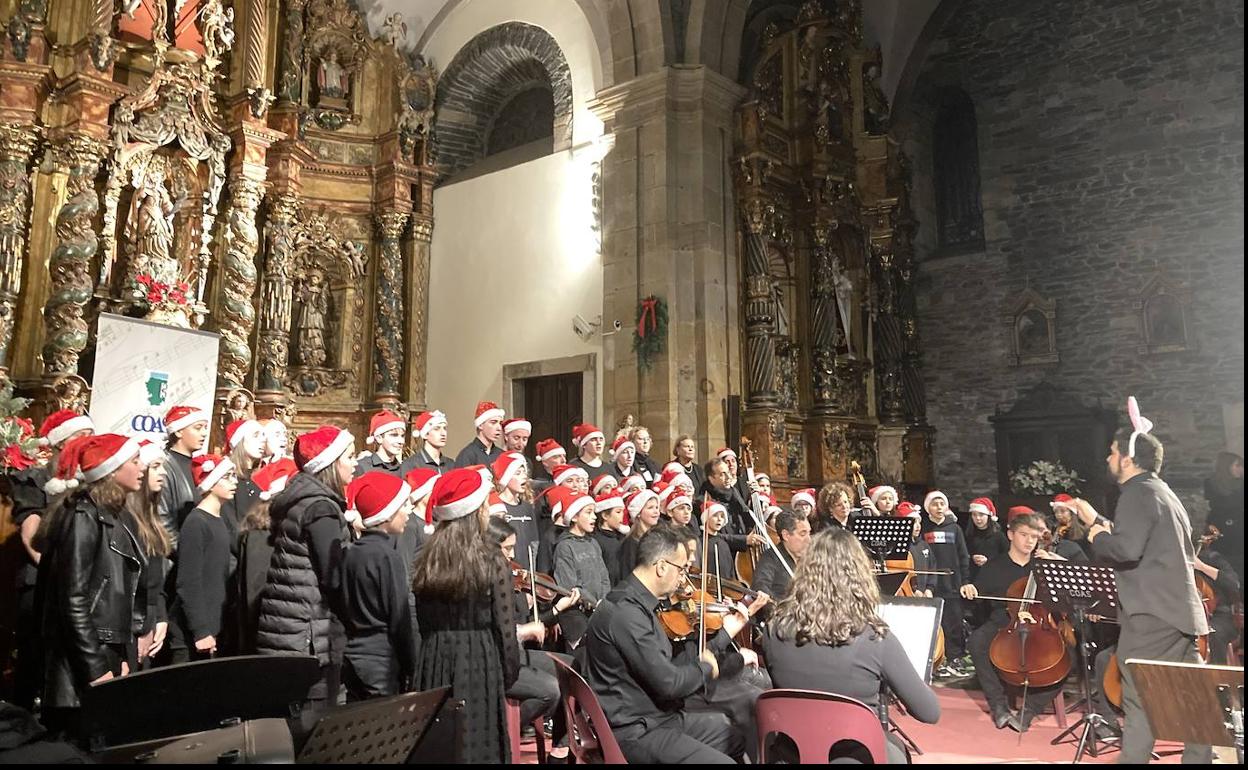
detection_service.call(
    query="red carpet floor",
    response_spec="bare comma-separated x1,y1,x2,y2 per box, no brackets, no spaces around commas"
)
517,684,1219,764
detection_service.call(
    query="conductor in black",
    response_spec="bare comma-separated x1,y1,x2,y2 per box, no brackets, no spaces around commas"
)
1074,420,1212,765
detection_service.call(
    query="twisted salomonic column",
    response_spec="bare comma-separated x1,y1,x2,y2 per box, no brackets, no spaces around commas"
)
372,210,408,403
217,177,265,388
0,123,40,381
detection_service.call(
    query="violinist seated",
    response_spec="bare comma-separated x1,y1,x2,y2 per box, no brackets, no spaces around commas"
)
1193,524,1240,664
761,528,940,764
898,502,935,598
961,512,1066,732
489,518,579,763
1039,509,1088,563
700,501,738,586
750,510,811,616
673,526,772,762
552,493,611,649
578,524,755,764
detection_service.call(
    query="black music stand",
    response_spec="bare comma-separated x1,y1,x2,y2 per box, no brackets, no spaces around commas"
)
79,655,320,751
296,687,451,764
1125,659,1243,764
1033,561,1120,762
850,516,913,566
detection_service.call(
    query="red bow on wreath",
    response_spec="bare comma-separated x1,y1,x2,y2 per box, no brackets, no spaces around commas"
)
637,297,659,339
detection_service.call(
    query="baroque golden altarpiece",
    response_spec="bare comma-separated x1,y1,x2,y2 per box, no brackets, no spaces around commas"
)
0,0,436,439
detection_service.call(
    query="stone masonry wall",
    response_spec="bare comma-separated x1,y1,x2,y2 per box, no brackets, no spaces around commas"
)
895,0,1245,516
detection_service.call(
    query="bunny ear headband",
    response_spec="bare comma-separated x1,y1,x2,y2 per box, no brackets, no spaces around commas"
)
1127,396,1154,458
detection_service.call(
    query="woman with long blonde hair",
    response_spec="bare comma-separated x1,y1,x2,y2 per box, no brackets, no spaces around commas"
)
763,528,939,763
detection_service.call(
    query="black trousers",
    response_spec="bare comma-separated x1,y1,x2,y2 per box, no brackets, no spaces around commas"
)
1116,613,1211,764
616,710,743,764
13,583,42,711
506,649,562,727
937,592,966,658
967,619,1062,718
1207,611,1236,665
686,664,770,761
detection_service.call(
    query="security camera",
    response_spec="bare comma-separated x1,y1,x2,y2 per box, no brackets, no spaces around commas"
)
613,319,622,331
572,314,601,341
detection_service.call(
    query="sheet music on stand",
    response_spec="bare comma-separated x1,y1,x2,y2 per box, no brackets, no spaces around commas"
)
850,516,914,562
1031,561,1119,620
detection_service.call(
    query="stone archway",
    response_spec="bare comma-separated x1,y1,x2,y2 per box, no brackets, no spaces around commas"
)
433,21,573,178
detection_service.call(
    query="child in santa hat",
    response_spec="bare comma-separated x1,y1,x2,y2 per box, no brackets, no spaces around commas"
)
131,440,173,667
571,422,607,475
592,490,629,586
919,490,973,677
355,410,418,479
493,452,538,565
221,418,266,544
617,488,662,581
235,458,297,654
339,472,417,700
409,410,452,476
453,401,505,469
173,454,239,661
552,490,609,646
502,417,532,454
158,404,212,548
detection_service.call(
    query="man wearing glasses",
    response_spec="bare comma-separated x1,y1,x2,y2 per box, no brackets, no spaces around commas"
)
579,525,748,763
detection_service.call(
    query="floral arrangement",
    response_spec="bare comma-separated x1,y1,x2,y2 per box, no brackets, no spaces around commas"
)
133,273,192,314
0,384,39,472
632,295,669,372
1010,459,1082,496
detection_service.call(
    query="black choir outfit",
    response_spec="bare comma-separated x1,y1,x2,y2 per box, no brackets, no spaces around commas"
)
410,446,453,477
920,514,971,661
502,499,539,567
7,465,49,710
172,507,231,661
634,452,661,487
453,437,502,469
353,451,422,478
339,530,416,700
593,526,627,586
157,450,196,548
677,460,708,497
965,524,1007,581
572,456,606,477
700,483,752,551
749,542,794,609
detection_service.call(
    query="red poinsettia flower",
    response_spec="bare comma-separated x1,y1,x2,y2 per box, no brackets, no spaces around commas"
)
137,274,153,286
169,290,187,305
15,416,34,438
147,290,163,303
177,282,190,292
4,444,36,471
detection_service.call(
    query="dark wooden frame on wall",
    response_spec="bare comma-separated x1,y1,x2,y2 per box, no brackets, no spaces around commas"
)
1137,275,1195,356
1007,288,1059,366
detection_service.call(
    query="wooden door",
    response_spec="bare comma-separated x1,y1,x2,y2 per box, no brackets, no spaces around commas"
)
520,372,583,468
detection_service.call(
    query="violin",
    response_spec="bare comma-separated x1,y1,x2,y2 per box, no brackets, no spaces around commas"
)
988,575,1072,690
687,566,762,604
850,460,870,514
657,586,735,641
509,561,594,612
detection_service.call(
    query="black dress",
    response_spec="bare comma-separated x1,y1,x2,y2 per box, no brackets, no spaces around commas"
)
414,560,520,764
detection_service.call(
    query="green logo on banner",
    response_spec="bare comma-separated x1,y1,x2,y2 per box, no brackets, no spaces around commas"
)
146,371,170,406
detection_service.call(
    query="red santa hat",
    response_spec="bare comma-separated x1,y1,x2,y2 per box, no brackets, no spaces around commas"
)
535,439,565,463
625,488,658,521
968,497,997,520
610,434,635,459
665,486,693,512
488,491,507,517
766,503,784,519
716,447,737,462
293,425,355,474
923,490,949,511
662,461,685,476
869,485,898,505
896,501,922,518
491,452,528,489
412,410,448,439
571,423,604,448
659,466,692,490
225,419,263,450
790,488,817,509
592,473,617,496
346,471,411,527
366,411,406,444
1008,505,1037,523
503,418,531,436
702,499,727,523
192,453,235,493
403,467,440,503
552,464,587,486
253,458,298,501
1050,493,1077,512
165,405,211,435
754,472,771,484
474,401,505,428
44,433,141,495
595,489,626,514
38,410,94,448
428,466,492,524
547,486,588,526
137,439,164,467
618,475,646,496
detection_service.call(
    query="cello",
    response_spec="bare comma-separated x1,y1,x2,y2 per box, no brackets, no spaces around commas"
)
988,574,1073,705
735,437,778,585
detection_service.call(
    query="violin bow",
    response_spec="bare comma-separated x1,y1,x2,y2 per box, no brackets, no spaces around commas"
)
699,494,711,656
527,542,540,624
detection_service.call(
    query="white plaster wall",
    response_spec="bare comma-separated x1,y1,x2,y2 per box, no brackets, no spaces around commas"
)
426,147,606,440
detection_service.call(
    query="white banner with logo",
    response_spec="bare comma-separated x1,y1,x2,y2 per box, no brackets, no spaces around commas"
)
90,313,220,445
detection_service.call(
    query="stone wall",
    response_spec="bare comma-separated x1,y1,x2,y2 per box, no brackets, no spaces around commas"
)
895,0,1245,514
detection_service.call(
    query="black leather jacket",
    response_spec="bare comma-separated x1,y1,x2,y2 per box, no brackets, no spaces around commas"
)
39,491,145,708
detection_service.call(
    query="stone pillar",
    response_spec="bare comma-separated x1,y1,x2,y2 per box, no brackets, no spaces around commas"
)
255,193,299,399
372,210,408,406
592,67,745,455
406,214,432,410
41,135,107,379
0,123,39,382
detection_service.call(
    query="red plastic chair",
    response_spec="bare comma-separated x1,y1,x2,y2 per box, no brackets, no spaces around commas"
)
506,697,547,764
548,653,628,764
756,689,888,764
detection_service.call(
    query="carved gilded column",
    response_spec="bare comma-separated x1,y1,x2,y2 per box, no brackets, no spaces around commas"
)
42,135,107,378
809,226,839,414
256,193,298,398
371,211,407,404
406,215,432,408
0,123,39,381
277,0,307,102
742,221,778,410
869,209,905,422
217,177,265,389
242,0,275,116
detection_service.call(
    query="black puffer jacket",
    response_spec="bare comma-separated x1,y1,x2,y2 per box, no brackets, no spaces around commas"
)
254,472,347,664
38,491,144,708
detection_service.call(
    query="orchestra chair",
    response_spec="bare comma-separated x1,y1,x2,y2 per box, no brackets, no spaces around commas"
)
548,654,628,764
1009,689,1068,729
755,689,887,764
506,697,547,765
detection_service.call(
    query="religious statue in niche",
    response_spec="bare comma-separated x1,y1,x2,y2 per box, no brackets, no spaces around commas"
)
831,256,856,358
293,271,331,368
1016,309,1050,358
125,159,181,287
317,49,349,105
1008,288,1059,365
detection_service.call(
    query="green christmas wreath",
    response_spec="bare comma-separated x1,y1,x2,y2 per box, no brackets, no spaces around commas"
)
632,295,668,371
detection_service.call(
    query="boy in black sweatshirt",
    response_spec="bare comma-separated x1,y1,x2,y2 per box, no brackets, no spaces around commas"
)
174,454,238,661
339,472,417,700
919,490,972,677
